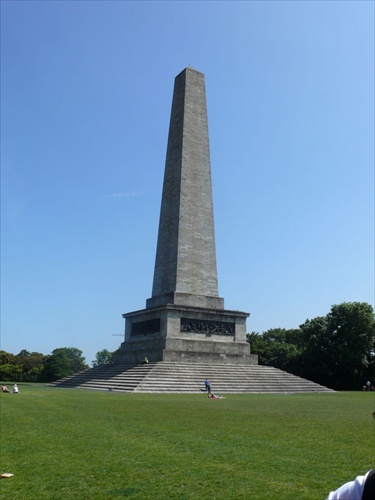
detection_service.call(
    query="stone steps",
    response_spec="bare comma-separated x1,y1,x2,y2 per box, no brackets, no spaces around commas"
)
48,362,333,393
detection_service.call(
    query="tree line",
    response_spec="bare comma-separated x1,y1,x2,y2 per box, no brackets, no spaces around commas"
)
0,347,88,383
247,302,375,390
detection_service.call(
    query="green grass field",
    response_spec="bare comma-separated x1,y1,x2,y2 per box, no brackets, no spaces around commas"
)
1,385,374,499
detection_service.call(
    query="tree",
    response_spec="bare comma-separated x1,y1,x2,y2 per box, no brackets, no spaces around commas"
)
247,329,302,372
0,350,46,382
299,302,375,389
262,328,304,349
0,350,16,366
42,347,88,382
298,316,331,385
15,350,47,381
247,332,269,365
247,302,375,390
92,349,113,367
0,362,23,381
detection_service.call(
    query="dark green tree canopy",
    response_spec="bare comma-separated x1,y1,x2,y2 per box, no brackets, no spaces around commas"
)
42,347,88,382
92,349,113,367
248,329,302,373
248,302,375,390
299,302,375,389
0,350,47,382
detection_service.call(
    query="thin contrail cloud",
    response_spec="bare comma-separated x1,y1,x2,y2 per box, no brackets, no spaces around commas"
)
101,190,147,200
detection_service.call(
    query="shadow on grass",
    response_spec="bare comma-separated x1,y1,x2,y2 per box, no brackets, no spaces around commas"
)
106,488,139,497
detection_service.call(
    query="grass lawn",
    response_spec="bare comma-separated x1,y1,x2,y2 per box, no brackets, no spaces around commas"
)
1,385,374,499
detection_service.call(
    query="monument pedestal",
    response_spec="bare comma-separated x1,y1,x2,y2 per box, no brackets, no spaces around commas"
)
114,304,257,365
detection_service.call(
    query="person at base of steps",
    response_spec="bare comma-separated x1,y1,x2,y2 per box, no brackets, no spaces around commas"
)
140,357,149,365
326,469,375,500
204,379,211,394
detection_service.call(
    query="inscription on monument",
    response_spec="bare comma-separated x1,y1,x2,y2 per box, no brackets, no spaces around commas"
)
181,318,234,336
131,319,161,336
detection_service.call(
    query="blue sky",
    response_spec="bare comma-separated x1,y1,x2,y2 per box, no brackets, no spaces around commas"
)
1,1,374,366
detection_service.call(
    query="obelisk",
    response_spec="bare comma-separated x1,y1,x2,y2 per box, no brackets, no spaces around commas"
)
115,68,257,366
146,67,223,310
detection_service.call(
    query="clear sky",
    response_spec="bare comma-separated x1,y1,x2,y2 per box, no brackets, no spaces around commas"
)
1,1,374,366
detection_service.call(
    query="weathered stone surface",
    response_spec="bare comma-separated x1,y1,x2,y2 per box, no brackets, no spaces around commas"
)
147,68,222,309
114,68,255,367
114,337,257,366
49,363,334,394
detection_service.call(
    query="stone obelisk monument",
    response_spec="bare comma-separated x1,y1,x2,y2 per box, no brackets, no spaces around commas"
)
115,68,257,365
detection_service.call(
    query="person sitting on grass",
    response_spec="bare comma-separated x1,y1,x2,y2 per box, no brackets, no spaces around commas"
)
2,385,10,393
208,394,226,399
13,384,19,394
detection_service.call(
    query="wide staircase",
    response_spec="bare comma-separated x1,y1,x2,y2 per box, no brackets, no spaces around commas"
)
48,362,333,393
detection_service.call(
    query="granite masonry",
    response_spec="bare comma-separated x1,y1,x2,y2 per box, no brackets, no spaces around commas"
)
114,68,258,366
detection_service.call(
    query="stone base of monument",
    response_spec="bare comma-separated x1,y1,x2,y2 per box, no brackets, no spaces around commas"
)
113,304,258,366
113,337,258,365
